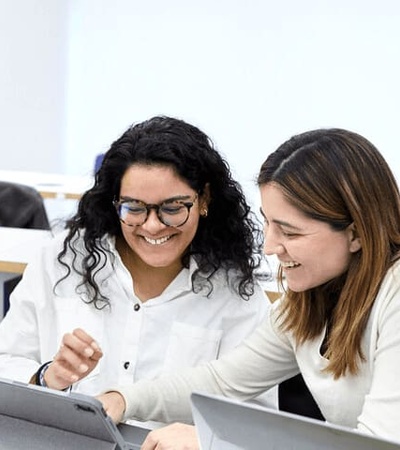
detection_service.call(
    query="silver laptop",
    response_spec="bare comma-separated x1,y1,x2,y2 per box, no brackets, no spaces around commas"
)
0,377,149,450
191,391,400,450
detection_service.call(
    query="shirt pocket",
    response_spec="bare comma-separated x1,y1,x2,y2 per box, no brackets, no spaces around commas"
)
163,322,223,373
53,297,105,344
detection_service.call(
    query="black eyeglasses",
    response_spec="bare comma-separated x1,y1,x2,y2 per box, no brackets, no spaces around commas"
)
113,194,198,227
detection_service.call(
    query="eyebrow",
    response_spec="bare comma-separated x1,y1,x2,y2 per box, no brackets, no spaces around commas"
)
273,219,302,231
259,208,302,231
120,194,193,203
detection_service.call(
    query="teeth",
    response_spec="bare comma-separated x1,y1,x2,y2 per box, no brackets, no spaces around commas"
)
281,261,300,268
143,235,171,245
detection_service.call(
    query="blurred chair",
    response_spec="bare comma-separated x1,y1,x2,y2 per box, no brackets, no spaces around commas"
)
0,181,50,230
94,153,104,174
0,181,51,316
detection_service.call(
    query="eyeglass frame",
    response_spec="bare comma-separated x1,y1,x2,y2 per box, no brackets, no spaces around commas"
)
113,193,199,228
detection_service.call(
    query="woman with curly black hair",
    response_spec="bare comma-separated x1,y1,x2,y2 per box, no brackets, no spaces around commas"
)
0,116,269,417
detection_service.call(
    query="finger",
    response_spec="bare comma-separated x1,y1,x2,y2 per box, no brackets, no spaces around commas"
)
72,328,101,351
140,424,199,450
72,328,103,360
140,432,158,450
55,344,91,375
97,392,126,424
62,332,98,359
88,346,103,362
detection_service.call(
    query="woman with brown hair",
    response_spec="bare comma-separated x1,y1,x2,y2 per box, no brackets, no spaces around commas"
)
99,127,400,447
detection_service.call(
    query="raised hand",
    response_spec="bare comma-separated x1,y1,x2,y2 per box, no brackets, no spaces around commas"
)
38,328,103,390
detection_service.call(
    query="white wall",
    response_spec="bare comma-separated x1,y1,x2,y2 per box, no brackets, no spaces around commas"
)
0,0,68,172
2,0,400,209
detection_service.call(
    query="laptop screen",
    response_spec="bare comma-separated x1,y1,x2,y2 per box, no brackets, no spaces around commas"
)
191,392,400,450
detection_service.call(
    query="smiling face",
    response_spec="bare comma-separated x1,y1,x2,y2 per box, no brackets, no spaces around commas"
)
260,183,361,292
118,164,206,273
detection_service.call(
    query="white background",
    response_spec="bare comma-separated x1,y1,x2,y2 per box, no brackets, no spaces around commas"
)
1,0,400,209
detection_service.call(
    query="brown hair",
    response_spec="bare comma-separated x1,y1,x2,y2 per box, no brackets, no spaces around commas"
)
257,128,400,378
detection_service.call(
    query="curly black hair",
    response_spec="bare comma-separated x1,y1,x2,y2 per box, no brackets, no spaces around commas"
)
57,116,262,307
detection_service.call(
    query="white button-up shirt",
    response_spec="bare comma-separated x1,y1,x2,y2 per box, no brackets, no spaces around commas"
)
0,232,269,401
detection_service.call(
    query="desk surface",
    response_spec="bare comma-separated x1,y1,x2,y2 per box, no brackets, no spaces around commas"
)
0,227,53,274
0,170,93,200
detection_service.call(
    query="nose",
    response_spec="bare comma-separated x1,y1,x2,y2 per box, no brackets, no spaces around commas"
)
264,241,285,256
141,209,166,232
263,227,285,256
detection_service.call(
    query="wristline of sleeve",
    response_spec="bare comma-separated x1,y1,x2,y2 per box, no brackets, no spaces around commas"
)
30,361,52,386
109,377,195,424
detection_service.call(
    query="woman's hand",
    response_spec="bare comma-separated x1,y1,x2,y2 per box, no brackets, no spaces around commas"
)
141,423,200,450
37,328,103,390
96,391,126,424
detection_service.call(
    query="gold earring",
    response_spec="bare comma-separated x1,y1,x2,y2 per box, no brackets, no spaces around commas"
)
201,208,208,217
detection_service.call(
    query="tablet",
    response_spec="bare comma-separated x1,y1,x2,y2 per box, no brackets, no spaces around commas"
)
0,377,149,450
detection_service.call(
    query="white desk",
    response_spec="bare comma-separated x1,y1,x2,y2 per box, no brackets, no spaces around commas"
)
0,170,93,200
0,227,52,274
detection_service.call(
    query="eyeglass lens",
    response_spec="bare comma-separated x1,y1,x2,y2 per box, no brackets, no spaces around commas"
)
116,198,195,227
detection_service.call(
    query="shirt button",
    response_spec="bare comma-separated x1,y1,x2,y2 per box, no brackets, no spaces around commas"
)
123,361,130,370
133,303,140,311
